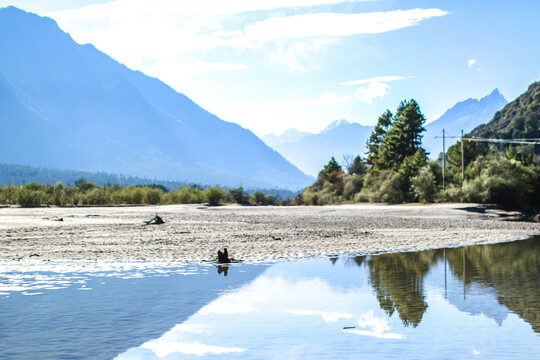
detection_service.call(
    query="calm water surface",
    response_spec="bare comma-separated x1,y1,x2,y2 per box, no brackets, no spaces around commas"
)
1,237,539,359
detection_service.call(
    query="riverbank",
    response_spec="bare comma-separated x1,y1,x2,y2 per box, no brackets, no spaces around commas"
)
0,203,538,264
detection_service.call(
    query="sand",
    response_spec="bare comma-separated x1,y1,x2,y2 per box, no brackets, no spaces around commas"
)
0,203,538,266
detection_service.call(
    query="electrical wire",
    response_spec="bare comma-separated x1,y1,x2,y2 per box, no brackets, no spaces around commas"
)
464,137,540,145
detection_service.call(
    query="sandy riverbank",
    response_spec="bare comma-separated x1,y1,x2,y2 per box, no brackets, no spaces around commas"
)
0,203,538,264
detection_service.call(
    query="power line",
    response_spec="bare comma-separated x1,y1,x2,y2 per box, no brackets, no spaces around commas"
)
465,137,540,145
434,130,539,188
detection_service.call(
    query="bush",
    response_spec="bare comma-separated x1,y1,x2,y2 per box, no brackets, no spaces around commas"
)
163,186,203,204
378,172,406,204
253,190,265,205
264,194,277,205
0,185,19,205
229,187,249,204
17,185,43,207
411,165,438,203
144,188,163,205
205,187,227,205
343,174,363,200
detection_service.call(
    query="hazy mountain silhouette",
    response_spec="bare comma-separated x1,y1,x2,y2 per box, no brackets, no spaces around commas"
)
423,89,508,158
263,119,373,176
0,7,313,189
262,129,312,149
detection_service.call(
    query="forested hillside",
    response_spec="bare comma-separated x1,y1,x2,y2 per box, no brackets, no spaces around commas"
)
471,82,540,163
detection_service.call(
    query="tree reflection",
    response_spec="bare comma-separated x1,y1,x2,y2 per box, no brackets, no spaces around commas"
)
347,237,540,332
366,252,436,327
447,237,540,333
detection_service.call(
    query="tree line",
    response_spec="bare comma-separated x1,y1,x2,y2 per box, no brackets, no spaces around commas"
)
0,180,283,207
298,99,540,211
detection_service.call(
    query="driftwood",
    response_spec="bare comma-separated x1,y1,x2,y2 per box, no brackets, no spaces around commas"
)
144,214,164,225
216,248,242,264
217,248,230,263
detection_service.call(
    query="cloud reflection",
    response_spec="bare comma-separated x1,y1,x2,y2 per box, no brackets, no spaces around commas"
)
290,309,354,323
344,310,405,339
141,340,246,357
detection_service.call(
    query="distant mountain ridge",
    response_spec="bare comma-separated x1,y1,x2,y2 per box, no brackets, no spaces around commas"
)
0,6,313,189
423,89,508,157
263,119,374,176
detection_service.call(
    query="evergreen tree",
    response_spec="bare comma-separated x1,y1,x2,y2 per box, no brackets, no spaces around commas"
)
348,155,367,175
366,110,393,166
447,136,486,172
377,100,426,170
318,157,344,183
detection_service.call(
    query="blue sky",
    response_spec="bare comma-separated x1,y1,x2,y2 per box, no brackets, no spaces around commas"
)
2,0,539,136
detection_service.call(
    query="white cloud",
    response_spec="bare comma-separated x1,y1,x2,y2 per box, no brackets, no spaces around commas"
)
52,0,374,17
48,3,447,71
276,75,403,106
353,81,390,104
467,58,481,71
230,9,447,47
287,81,390,105
340,75,405,86
336,74,408,104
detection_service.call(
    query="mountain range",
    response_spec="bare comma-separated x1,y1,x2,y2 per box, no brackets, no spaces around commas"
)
0,7,313,189
264,91,508,174
423,89,508,158
263,119,373,176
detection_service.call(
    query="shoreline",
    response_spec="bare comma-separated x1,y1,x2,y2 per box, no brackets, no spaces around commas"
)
0,203,538,269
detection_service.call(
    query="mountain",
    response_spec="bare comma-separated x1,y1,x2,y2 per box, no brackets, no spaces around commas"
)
423,89,508,158
263,119,374,176
471,81,540,163
262,128,312,149
0,7,313,189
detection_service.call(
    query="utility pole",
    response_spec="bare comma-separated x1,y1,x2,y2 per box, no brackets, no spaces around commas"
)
461,130,464,185
442,129,445,190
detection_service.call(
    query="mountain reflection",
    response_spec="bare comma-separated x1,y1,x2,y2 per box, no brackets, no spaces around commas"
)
349,237,540,332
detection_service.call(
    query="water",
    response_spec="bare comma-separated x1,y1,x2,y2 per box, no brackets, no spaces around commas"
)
1,238,539,359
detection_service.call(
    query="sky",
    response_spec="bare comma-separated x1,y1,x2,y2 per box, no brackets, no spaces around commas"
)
1,0,540,137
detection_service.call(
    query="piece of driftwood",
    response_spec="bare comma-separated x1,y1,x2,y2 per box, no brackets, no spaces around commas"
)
217,248,230,263
144,214,164,225
216,248,241,264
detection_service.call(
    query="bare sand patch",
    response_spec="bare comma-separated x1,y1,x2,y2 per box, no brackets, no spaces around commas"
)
0,204,538,264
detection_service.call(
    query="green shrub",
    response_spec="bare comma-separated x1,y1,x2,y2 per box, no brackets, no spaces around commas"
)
17,184,44,207
264,194,277,205
411,165,438,203
205,187,227,205
229,187,249,204
0,185,19,205
144,188,163,205
253,190,265,205
343,174,363,200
